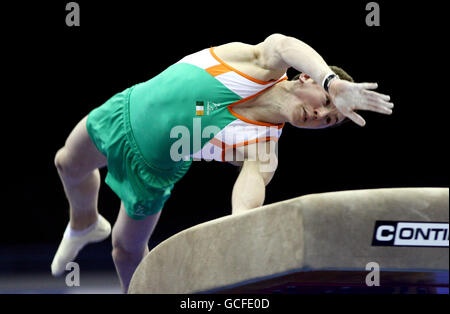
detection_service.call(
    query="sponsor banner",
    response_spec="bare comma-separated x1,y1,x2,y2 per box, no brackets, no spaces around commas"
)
372,221,449,247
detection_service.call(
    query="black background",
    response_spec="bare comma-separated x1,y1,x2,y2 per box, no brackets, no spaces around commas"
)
1,0,448,272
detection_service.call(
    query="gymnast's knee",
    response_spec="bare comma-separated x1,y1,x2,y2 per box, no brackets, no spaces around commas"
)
111,230,146,263
54,147,91,184
55,148,76,176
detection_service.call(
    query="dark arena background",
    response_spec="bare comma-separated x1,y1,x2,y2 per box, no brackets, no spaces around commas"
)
1,0,448,303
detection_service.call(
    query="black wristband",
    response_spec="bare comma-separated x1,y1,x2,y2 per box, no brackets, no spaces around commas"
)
322,73,339,93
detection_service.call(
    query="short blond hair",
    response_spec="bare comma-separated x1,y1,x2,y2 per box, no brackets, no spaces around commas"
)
329,65,353,82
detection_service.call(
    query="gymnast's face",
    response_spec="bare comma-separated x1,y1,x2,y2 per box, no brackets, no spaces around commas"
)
290,74,347,129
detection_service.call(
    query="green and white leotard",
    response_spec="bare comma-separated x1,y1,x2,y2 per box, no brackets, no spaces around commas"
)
87,47,287,219
129,47,287,169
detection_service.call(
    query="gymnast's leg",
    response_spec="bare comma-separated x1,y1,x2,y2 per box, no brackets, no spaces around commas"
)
51,115,111,276
112,202,161,293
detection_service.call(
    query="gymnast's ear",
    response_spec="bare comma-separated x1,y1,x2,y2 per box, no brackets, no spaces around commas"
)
290,72,310,82
298,73,311,83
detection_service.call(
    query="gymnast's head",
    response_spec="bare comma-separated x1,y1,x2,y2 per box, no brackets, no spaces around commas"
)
284,66,353,129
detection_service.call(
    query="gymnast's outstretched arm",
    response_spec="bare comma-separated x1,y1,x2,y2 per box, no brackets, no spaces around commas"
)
256,34,394,126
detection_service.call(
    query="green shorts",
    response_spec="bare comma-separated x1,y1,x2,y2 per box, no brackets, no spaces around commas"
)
86,87,191,220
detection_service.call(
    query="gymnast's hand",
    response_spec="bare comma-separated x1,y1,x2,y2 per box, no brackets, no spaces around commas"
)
328,79,394,126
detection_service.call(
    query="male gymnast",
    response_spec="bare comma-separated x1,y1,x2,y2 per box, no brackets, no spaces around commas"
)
51,34,393,292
